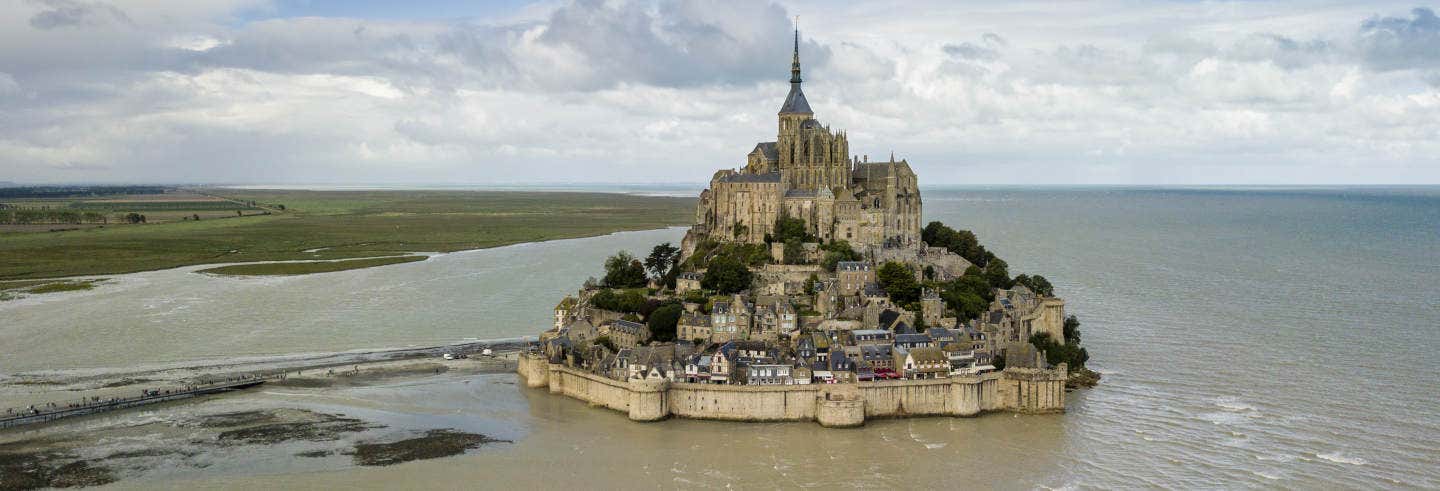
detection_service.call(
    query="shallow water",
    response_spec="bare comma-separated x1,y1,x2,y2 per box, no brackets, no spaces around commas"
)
3,187,1439,488
0,228,686,374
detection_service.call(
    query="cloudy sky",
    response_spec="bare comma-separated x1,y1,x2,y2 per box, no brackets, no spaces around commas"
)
1,0,1437,185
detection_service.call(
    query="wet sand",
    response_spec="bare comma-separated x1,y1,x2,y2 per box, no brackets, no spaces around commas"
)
0,356,524,490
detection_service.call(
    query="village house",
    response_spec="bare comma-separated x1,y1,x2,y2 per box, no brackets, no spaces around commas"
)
811,279,837,318
555,296,577,329
741,362,793,385
711,297,751,342
926,327,959,348
560,318,597,345
677,311,713,343
600,319,649,348
753,303,780,341
795,335,816,359
860,344,894,370
836,261,874,296
709,347,733,384
626,346,683,381
683,354,712,383
895,347,948,379
894,332,932,350
853,329,893,346
676,272,704,294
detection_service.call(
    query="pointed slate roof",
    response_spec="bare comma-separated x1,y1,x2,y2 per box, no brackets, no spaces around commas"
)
780,85,812,114
779,25,813,115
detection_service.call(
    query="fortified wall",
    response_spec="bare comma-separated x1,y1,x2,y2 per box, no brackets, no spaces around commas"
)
517,353,1065,427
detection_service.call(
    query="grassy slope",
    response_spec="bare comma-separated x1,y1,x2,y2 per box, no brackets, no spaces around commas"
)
197,256,427,276
0,190,694,280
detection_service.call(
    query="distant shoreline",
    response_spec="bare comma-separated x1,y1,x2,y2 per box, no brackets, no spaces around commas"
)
0,188,695,281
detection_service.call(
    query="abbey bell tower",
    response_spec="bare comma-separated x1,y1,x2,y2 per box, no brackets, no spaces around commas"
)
775,24,850,192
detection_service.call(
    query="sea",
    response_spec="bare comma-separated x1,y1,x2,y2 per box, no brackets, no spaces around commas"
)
1,186,1437,489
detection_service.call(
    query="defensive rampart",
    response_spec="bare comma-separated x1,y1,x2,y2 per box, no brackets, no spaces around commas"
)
518,353,1064,426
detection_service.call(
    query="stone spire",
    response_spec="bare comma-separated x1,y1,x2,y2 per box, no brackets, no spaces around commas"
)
779,17,812,115
790,18,802,84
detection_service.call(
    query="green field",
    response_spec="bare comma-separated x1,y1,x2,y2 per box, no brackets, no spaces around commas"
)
0,279,105,300
0,189,695,280
197,255,428,276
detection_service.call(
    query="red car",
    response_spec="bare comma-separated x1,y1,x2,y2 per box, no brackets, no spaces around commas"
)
874,368,903,380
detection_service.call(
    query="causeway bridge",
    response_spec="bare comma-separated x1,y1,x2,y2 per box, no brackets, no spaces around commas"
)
1,377,266,429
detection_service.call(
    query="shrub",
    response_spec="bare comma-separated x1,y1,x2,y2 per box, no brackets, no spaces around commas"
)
1029,332,1089,372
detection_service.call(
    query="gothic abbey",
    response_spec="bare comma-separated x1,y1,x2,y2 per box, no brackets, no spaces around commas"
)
682,29,922,257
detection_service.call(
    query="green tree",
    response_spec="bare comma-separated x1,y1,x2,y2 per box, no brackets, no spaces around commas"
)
1029,332,1089,372
941,271,994,321
820,240,862,271
877,261,921,305
1014,274,1054,296
922,221,990,266
983,258,1011,289
783,239,804,264
644,243,680,279
590,288,647,313
603,251,648,288
647,302,683,342
1062,315,1081,344
1032,275,1054,296
702,254,752,294
804,273,819,295
943,289,987,320
772,212,811,244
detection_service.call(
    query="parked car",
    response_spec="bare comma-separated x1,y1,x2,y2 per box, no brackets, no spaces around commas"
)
443,353,454,360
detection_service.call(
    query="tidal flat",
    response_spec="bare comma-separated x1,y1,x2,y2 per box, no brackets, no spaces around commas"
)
195,255,428,276
0,359,524,490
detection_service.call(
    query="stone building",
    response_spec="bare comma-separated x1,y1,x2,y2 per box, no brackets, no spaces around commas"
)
710,296,751,342
677,311,712,344
600,319,649,348
683,28,922,257
675,272,703,294
835,261,874,296
554,296,577,330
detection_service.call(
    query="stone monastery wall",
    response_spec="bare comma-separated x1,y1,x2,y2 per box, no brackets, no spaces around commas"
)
518,353,1064,427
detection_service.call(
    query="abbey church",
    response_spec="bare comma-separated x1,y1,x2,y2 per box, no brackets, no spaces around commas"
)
683,29,922,256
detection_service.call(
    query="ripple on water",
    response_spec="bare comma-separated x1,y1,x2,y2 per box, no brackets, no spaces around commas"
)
1212,396,1259,413
1315,452,1368,466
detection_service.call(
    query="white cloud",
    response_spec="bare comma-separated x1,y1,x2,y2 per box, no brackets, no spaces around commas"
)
0,72,19,95
0,0,1437,185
